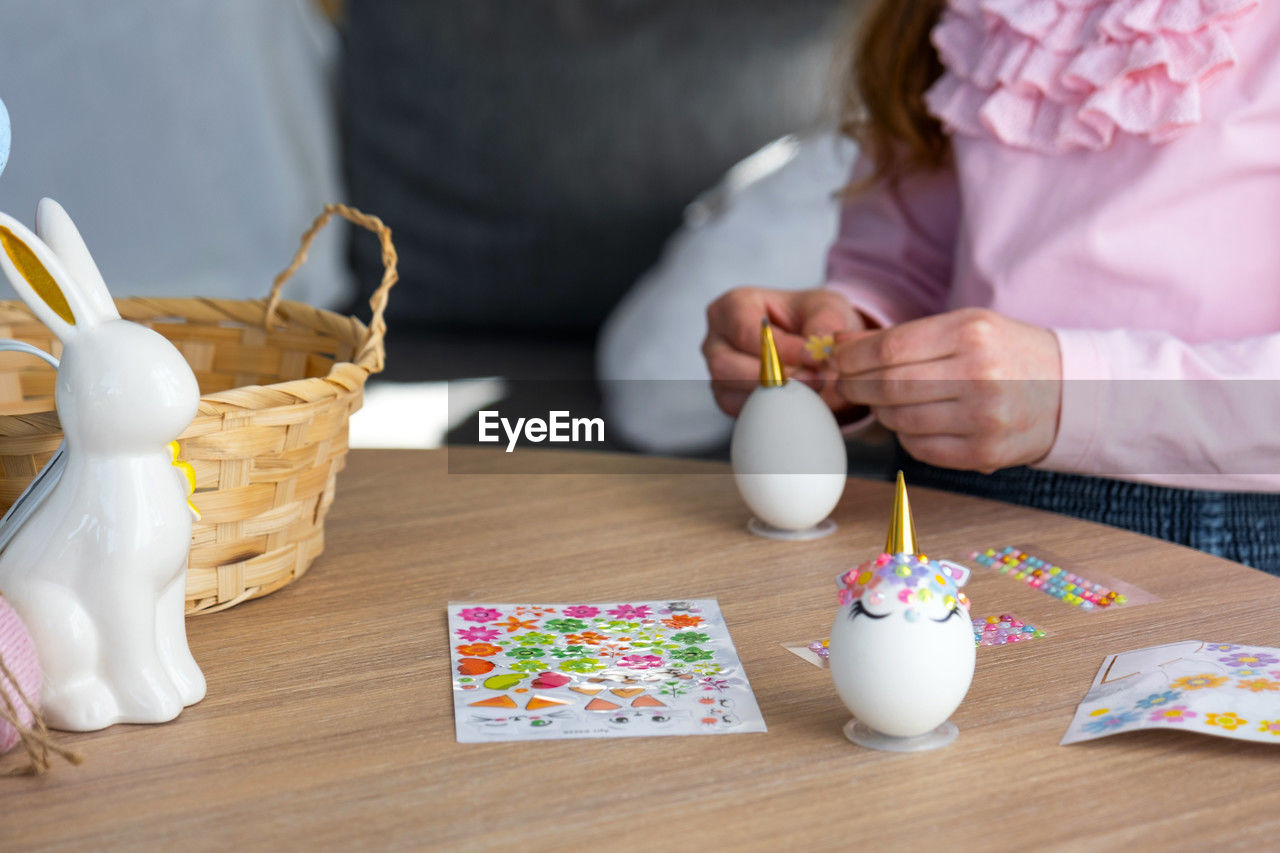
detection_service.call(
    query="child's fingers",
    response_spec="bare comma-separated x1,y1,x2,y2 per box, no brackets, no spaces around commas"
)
870,401,970,436
835,359,963,407
832,315,959,376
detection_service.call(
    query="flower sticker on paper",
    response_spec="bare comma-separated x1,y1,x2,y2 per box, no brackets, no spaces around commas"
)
1148,705,1195,724
565,631,609,646
608,604,652,620
495,616,539,633
544,618,588,634
1082,710,1141,734
662,614,704,629
562,606,600,619
670,647,714,663
512,632,556,646
1206,712,1248,731
510,660,549,672
1235,678,1280,693
1259,720,1280,736
670,632,711,646
456,643,502,657
456,626,501,643
619,654,664,670
559,657,605,674
1204,643,1239,653
1135,691,1181,709
1221,652,1280,668
459,607,502,623
1171,674,1228,691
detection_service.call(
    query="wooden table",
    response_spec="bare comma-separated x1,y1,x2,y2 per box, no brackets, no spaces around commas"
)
6,448,1280,851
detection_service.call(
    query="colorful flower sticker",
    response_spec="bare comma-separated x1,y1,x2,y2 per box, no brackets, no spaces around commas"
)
1171,674,1229,691
619,654,664,670
1204,643,1239,653
562,606,600,619
512,632,557,646
1259,720,1280,736
662,614,704,629
459,607,502,623
494,616,539,633
506,647,546,660
1082,711,1141,734
670,647,714,663
559,657,605,674
549,645,591,659
670,631,711,646
1236,678,1280,693
1221,652,1280,668
565,631,609,646
456,643,503,657
608,604,652,620
1135,691,1182,709
510,660,550,672
456,626,501,642
543,618,588,634
1148,705,1195,724
1206,712,1248,731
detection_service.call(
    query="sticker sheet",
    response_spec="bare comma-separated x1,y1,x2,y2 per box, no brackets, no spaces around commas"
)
1062,641,1280,745
448,600,767,742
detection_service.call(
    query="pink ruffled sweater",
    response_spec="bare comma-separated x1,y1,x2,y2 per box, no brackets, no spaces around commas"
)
826,0,1280,490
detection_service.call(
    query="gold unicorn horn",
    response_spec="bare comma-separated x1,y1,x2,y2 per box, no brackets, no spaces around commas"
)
884,471,919,555
759,318,785,388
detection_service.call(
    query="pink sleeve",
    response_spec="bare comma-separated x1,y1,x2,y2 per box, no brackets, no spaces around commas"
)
824,155,961,328
1040,328,1280,490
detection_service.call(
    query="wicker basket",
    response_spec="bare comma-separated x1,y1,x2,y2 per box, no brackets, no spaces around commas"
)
0,204,397,614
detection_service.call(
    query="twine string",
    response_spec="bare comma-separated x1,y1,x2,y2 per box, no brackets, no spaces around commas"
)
0,652,82,775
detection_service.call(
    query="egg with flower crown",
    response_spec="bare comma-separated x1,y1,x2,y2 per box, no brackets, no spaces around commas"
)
828,473,975,749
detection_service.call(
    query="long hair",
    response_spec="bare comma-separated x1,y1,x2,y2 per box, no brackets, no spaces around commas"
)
838,0,949,184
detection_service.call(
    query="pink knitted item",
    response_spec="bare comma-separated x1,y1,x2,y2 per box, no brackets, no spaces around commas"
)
924,0,1259,152
0,594,40,753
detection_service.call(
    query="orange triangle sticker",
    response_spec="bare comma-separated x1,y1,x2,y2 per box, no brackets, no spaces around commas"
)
610,688,645,698
631,695,665,708
526,695,570,711
470,695,518,709
570,686,603,696
585,697,622,711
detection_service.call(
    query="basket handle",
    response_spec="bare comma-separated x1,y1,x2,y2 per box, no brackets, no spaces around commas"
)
263,203,399,373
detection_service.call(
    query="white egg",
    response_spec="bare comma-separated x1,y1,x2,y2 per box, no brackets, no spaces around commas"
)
730,381,846,531
828,583,975,738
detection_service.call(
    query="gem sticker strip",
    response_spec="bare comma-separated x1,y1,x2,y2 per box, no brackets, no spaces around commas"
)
1063,641,1280,745
970,547,1156,611
448,600,767,742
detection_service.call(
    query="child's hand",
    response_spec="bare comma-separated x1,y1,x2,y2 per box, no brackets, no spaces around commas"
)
703,287,866,416
831,308,1062,472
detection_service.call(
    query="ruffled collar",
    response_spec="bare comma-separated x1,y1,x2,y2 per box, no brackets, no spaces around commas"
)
924,0,1259,154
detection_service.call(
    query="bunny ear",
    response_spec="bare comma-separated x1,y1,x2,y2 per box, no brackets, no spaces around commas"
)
0,211,102,341
34,199,119,322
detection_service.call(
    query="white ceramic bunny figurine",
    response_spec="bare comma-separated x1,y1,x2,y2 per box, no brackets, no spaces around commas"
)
0,198,204,731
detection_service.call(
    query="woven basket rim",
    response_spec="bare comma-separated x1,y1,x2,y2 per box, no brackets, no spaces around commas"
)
0,295,378,422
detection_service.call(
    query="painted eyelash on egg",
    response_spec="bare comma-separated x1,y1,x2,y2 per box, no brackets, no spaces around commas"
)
930,608,963,624
849,601,889,621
